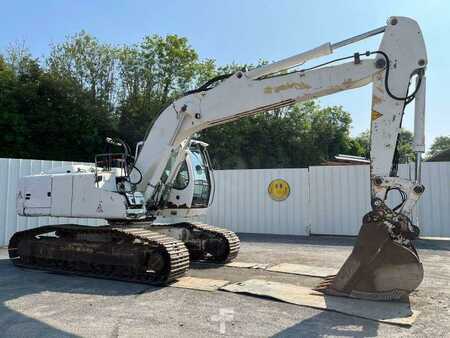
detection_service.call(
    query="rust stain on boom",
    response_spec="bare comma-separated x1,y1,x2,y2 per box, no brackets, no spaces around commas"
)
264,81,312,94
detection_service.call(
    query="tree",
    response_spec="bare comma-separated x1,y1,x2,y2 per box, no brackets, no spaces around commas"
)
1,33,216,161
45,31,117,157
199,101,358,169
116,34,211,148
22,71,115,161
47,31,117,105
396,129,415,163
3,31,421,168
0,54,27,158
0,44,116,161
353,130,370,158
427,136,450,158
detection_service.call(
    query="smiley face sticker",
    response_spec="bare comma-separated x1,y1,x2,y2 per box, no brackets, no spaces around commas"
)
268,179,290,201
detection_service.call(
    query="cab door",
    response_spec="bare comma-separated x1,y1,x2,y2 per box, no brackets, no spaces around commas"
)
190,146,212,208
165,143,213,209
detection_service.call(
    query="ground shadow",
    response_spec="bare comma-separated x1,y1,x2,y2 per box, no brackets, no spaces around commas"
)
238,233,357,247
272,309,379,338
190,261,230,270
415,238,450,251
238,233,450,251
0,258,161,337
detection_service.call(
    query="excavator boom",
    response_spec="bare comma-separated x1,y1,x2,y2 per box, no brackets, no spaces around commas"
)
133,16,428,300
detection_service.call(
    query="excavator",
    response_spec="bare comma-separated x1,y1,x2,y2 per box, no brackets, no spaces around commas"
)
10,16,427,301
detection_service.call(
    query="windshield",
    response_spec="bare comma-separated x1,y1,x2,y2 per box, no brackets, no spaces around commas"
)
191,148,211,207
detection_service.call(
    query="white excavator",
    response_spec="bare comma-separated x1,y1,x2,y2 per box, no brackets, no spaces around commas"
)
10,16,427,301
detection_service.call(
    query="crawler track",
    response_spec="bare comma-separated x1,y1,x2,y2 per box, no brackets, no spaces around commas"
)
8,224,190,284
189,223,240,262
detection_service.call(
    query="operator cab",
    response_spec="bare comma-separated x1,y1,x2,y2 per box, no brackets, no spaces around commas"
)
163,140,214,210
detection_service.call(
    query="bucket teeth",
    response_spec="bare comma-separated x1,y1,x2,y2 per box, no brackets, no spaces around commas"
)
317,279,333,285
323,275,336,281
315,221,424,301
314,279,335,291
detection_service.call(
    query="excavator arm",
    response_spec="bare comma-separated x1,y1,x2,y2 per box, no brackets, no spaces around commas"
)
130,16,428,300
133,16,427,224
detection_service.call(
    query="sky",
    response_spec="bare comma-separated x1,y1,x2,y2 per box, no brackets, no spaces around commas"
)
1,0,449,148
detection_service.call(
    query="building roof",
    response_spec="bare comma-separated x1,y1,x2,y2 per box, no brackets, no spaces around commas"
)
323,154,370,166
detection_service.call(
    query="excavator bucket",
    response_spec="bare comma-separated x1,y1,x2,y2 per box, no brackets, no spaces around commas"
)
315,221,423,301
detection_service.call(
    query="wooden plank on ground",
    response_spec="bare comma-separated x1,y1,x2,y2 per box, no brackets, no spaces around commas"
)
170,277,229,291
220,279,418,326
267,263,337,278
226,262,269,269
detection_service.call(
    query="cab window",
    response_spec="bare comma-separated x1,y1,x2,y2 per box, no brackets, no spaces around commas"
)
191,148,211,207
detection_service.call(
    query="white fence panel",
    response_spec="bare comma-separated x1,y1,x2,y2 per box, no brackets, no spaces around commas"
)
417,162,450,237
309,162,450,237
207,168,310,235
1,157,449,245
309,165,371,236
0,158,106,246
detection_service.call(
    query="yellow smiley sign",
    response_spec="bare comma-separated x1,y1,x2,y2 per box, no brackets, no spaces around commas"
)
268,179,290,201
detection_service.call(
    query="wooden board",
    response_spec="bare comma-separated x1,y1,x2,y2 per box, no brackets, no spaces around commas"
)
170,277,229,291
221,279,418,326
267,263,337,278
226,262,269,269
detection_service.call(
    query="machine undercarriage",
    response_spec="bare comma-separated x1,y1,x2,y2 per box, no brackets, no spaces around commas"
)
9,222,240,284
9,224,190,284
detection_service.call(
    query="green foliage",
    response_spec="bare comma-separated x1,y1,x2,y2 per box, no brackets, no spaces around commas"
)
199,101,358,169
427,136,450,159
352,130,370,158
396,129,415,163
0,48,114,161
0,32,443,168
0,55,27,157
116,34,205,146
47,31,117,105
